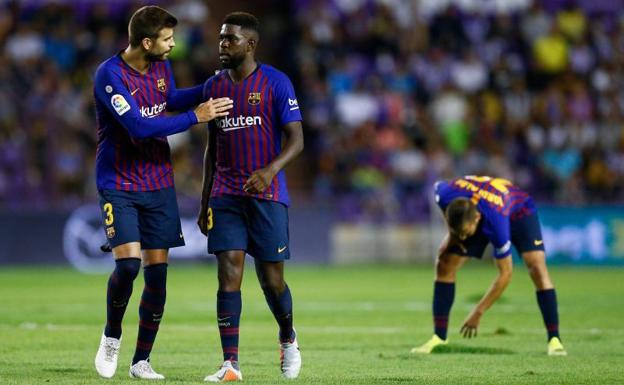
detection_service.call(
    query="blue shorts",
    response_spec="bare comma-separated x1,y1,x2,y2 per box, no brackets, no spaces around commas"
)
98,187,184,249
448,210,545,259
208,195,290,261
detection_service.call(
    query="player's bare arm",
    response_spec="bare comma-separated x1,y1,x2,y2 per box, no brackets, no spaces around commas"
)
243,121,303,194
197,129,217,235
194,97,233,123
460,256,513,338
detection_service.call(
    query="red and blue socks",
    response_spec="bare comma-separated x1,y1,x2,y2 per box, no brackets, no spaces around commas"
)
263,284,294,342
217,290,242,362
105,258,140,339
536,288,560,341
433,281,455,340
132,263,167,364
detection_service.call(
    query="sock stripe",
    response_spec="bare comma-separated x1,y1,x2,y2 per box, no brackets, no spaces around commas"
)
139,299,162,312
219,327,240,336
139,320,160,331
434,316,449,328
136,341,153,351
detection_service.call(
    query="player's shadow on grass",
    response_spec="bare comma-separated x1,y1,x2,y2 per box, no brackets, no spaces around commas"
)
431,344,514,355
43,368,81,373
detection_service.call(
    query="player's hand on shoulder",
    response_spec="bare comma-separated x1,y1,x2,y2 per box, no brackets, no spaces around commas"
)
243,166,277,194
194,97,233,123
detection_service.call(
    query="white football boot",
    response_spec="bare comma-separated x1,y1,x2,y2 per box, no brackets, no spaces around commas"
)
95,334,121,378
129,359,165,380
204,360,242,382
280,332,301,379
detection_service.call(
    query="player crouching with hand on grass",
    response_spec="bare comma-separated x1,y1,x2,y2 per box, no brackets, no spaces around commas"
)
412,176,567,356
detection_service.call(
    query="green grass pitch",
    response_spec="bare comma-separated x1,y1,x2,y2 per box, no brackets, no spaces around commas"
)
1,262,623,384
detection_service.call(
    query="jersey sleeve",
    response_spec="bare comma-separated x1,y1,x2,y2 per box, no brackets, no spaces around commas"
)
483,210,512,259
165,61,203,111
272,73,302,125
94,64,198,139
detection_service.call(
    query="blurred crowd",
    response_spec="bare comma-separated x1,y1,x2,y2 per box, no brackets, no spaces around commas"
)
296,0,624,221
0,0,231,211
2,0,624,221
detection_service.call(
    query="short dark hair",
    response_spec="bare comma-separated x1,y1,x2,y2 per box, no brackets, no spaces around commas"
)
445,198,478,234
128,6,178,47
223,12,260,34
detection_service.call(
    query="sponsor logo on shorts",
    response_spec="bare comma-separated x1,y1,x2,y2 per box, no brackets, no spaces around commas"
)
534,239,544,246
278,246,287,253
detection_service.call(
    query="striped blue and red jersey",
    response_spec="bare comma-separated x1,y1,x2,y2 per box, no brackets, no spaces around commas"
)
202,63,302,206
435,176,536,259
94,53,203,191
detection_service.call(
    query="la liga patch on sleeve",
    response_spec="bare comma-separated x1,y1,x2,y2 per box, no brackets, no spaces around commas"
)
111,94,131,116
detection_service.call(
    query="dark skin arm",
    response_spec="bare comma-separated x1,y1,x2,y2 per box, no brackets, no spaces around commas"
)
197,128,217,236
243,121,304,194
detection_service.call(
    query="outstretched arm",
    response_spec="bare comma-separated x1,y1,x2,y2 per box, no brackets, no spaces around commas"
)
243,121,304,194
460,255,513,338
95,67,232,139
167,84,204,111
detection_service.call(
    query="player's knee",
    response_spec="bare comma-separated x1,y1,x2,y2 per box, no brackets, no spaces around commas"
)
525,257,546,277
115,258,141,281
217,266,243,290
527,263,551,286
259,277,285,297
435,257,455,280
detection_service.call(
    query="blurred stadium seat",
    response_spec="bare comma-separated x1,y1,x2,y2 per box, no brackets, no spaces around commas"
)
2,0,624,265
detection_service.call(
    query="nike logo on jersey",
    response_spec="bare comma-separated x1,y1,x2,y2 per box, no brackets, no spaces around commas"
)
534,239,544,246
278,246,287,253
130,88,139,96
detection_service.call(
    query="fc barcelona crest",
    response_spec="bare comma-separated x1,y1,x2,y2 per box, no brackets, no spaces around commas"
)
157,78,166,92
106,226,116,239
248,92,261,105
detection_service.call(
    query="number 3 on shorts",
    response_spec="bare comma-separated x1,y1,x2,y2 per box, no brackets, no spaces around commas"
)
103,202,114,226
207,207,214,230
